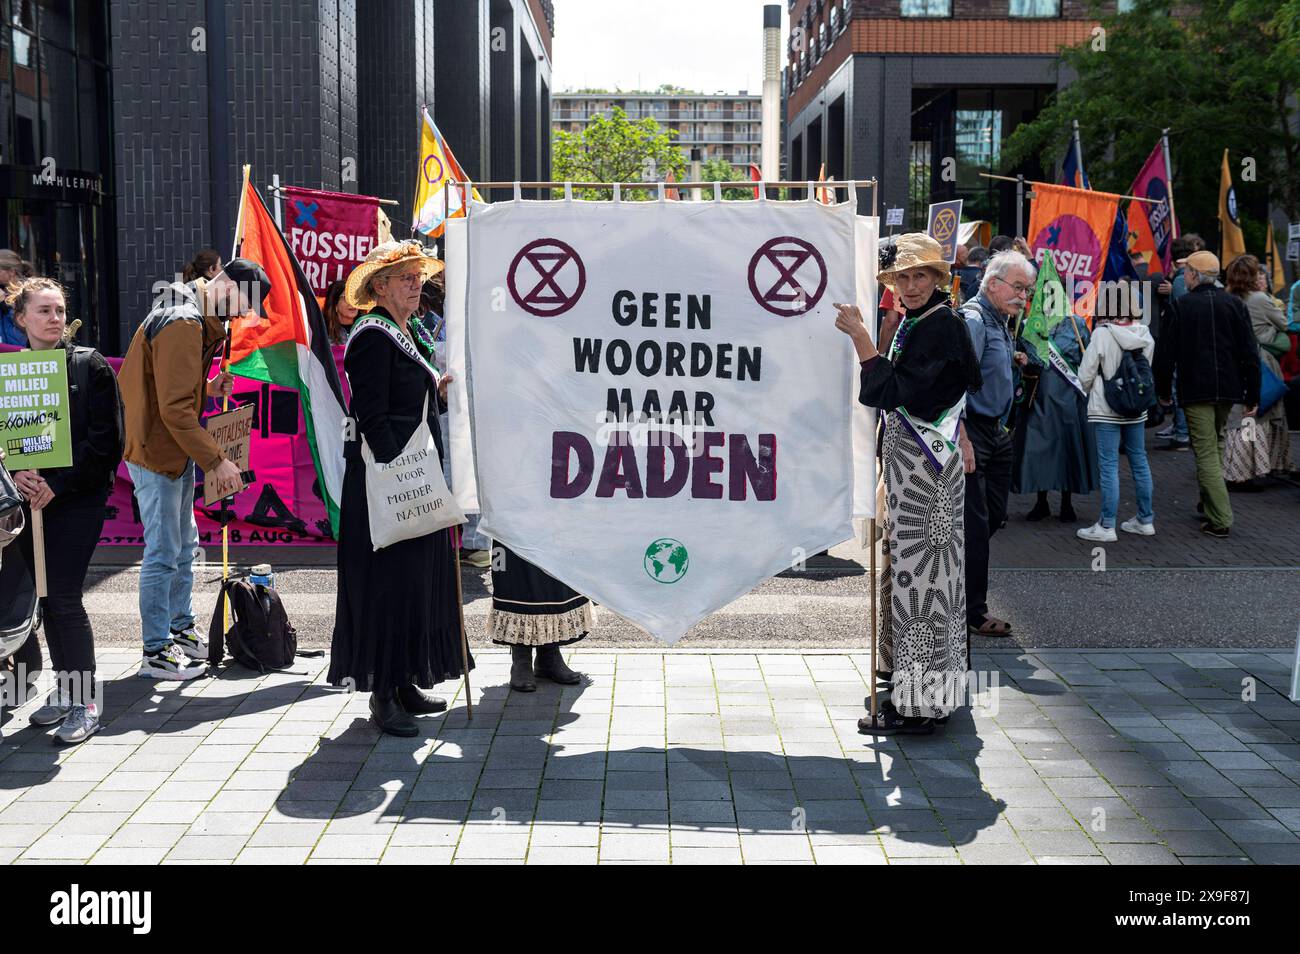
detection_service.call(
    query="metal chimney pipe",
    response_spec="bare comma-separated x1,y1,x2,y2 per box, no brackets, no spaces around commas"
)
760,4,781,184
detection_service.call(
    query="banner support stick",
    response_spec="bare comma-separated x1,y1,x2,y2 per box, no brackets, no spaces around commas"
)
1016,175,1025,238
271,173,283,230
979,172,1160,205
1161,129,1180,240
453,536,473,721
31,506,46,598
220,163,252,637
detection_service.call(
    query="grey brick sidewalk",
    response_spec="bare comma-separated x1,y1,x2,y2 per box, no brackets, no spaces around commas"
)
993,426,1300,570
1,648,1297,864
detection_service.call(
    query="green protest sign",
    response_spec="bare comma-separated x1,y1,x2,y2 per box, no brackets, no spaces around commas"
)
0,348,72,470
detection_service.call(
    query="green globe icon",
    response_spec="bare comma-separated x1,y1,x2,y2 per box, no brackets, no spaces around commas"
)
644,538,689,584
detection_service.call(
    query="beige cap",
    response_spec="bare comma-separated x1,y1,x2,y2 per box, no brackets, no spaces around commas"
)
1176,250,1220,275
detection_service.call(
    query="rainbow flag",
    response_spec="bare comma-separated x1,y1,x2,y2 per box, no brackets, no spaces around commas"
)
227,178,347,535
413,108,481,238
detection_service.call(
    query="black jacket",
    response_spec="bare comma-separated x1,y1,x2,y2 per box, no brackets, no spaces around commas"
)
1154,283,1260,408
342,309,445,466
41,342,125,500
859,290,981,422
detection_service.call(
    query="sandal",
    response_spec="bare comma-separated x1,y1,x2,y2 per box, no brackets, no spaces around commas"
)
858,706,936,736
968,615,1013,638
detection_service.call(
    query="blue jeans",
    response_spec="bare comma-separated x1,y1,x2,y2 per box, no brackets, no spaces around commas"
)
127,462,199,651
1092,422,1154,529
1167,373,1189,441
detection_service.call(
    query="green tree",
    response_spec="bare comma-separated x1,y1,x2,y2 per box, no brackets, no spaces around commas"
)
697,156,759,200
551,106,688,200
1003,0,1300,254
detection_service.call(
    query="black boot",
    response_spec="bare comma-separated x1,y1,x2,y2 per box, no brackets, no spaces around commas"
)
369,689,418,737
510,645,536,692
1058,491,1077,524
534,644,582,685
397,685,447,714
1026,491,1050,521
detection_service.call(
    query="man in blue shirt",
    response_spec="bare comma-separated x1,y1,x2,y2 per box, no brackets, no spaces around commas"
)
959,250,1033,638
0,250,26,346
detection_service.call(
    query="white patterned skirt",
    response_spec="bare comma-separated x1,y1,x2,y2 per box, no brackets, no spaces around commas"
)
875,411,969,718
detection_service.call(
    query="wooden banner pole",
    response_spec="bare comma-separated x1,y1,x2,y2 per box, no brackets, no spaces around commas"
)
453,535,473,721
31,506,47,598
978,172,1161,205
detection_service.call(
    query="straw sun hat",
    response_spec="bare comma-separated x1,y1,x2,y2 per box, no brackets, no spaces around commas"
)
876,233,951,288
345,239,444,309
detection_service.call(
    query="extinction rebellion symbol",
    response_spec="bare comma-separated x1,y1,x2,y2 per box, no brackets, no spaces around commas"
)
747,236,827,317
507,238,587,317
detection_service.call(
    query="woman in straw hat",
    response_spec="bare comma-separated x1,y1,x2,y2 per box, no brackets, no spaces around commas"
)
329,240,473,737
834,234,984,735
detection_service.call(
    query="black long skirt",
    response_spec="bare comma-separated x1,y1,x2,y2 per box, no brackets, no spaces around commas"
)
328,457,473,694
488,544,593,647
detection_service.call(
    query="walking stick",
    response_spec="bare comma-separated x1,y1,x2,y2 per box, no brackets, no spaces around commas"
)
452,526,473,720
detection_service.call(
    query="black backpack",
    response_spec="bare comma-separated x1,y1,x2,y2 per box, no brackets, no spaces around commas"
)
206,577,321,672
1101,336,1157,418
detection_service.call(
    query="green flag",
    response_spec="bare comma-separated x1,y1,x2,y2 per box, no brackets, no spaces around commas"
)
1021,253,1068,365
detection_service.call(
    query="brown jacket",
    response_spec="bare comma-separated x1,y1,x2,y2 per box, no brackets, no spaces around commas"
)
118,279,227,478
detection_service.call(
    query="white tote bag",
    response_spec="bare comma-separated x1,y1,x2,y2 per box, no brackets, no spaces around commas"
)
362,393,465,550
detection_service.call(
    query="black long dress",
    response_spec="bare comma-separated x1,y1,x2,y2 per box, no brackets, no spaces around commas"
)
328,308,473,694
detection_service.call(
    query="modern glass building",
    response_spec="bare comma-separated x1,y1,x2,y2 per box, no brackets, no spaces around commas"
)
784,0,1127,231
0,0,113,350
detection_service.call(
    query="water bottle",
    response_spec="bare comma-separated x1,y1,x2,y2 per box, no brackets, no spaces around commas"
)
250,563,274,617
249,564,274,589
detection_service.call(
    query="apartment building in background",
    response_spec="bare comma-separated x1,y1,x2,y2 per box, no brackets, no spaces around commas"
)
553,91,764,168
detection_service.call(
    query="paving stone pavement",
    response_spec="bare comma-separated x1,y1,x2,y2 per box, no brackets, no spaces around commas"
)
1,647,1298,865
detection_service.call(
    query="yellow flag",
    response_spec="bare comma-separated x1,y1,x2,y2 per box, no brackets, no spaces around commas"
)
412,107,482,238
1265,222,1286,294
1219,149,1246,266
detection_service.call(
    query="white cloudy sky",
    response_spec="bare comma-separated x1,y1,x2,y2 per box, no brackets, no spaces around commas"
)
550,0,786,94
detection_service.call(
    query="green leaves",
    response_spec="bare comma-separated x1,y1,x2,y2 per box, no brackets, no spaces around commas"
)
1002,0,1300,242
551,107,689,200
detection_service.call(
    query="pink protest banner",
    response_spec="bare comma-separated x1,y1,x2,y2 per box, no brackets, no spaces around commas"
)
1127,142,1177,277
281,186,380,296
1,342,350,547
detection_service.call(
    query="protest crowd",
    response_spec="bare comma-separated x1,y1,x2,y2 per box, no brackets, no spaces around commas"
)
0,216,1292,745
0,93,1295,755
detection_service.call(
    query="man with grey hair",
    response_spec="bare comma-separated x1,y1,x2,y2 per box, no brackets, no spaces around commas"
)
1153,250,1259,537
958,249,1034,638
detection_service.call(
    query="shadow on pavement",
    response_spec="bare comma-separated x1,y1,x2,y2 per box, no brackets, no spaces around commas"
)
276,675,1007,847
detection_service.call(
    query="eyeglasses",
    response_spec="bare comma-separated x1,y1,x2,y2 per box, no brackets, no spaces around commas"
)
992,275,1031,296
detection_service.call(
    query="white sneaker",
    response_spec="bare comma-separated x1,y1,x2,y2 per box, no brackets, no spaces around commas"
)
29,690,71,727
138,643,207,681
54,703,100,745
170,627,208,660
1076,522,1117,543
1120,517,1155,536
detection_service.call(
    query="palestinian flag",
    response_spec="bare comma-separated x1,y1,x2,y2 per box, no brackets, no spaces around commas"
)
227,179,347,536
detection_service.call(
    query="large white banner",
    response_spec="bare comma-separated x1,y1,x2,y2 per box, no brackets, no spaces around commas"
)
450,196,872,643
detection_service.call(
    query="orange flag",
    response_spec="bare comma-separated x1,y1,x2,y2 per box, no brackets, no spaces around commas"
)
1026,182,1120,321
